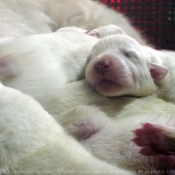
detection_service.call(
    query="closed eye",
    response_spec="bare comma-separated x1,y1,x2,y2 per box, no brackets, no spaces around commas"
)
123,51,137,59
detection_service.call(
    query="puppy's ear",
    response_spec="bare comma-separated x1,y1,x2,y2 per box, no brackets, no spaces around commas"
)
148,62,168,82
86,30,99,38
0,56,21,77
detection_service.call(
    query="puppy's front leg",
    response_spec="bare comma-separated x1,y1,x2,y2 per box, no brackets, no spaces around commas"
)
133,123,175,174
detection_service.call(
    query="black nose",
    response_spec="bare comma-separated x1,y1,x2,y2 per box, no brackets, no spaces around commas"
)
94,60,111,74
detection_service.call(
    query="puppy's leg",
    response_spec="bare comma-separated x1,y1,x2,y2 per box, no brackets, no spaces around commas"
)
133,123,175,173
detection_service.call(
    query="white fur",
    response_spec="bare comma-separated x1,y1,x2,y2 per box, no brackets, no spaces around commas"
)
142,47,175,103
0,0,146,45
0,25,138,105
85,34,175,102
86,25,127,38
85,34,157,97
0,31,98,104
57,25,126,39
57,26,87,34
49,80,175,174
47,80,175,121
0,83,134,175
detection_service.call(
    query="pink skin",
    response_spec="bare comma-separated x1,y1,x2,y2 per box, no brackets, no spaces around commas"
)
85,52,132,96
86,52,168,97
133,123,175,173
68,118,99,141
86,29,99,38
86,25,126,38
0,56,20,77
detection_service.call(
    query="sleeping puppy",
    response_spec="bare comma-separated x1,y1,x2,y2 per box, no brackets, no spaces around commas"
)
52,81,175,175
85,34,175,102
0,0,146,45
0,82,133,175
0,25,128,105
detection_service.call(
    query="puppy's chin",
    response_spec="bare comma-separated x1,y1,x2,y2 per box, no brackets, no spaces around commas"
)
94,79,130,97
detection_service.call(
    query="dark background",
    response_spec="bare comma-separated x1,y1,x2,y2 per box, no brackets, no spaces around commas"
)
96,0,175,50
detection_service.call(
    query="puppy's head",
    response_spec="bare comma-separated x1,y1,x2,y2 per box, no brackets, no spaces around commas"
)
85,35,167,97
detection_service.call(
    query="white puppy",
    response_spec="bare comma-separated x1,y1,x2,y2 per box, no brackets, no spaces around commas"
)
49,80,175,174
0,25,130,105
0,82,134,175
85,34,175,102
0,31,98,104
0,0,146,45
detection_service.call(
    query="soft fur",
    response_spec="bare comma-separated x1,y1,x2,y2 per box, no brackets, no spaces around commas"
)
48,80,175,174
0,83,134,175
0,30,98,104
1,1,172,173
86,34,175,102
0,0,146,45
0,25,130,105
86,24,127,38
57,25,127,39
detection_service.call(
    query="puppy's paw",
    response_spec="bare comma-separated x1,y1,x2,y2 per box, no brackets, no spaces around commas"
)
133,123,175,168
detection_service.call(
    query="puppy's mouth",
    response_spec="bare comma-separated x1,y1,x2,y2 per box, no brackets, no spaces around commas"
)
94,78,124,96
97,79,121,87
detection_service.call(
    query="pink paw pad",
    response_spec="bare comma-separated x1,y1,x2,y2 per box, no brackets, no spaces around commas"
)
133,123,175,171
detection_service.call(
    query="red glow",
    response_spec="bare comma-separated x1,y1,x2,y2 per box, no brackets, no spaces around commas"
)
98,0,175,50
103,0,108,4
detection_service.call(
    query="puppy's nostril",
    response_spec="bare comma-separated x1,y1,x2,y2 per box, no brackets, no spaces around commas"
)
94,60,111,74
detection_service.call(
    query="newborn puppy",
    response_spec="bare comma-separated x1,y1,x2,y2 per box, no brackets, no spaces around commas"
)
0,0,146,45
0,83,132,175
85,34,174,102
0,25,130,105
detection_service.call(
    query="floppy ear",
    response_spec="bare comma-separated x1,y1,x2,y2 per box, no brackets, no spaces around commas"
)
149,62,168,82
0,56,20,77
86,30,99,38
